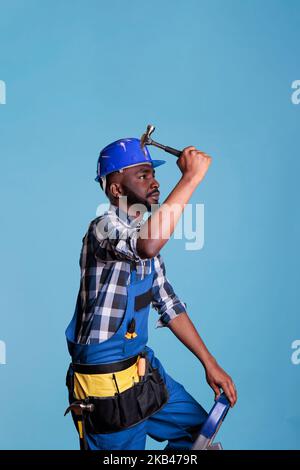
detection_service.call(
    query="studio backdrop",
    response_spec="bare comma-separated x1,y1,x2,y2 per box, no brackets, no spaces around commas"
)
0,0,299,450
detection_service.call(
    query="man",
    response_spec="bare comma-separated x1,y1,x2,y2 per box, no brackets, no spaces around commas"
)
65,137,237,450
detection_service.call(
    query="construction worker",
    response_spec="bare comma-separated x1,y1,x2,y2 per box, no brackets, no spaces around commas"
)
65,137,237,450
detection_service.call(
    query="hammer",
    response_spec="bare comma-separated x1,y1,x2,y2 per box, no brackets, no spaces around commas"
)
64,401,94,450
140,124,182,157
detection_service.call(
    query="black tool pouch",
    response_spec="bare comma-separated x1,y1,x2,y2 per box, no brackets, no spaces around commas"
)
70,361,169,434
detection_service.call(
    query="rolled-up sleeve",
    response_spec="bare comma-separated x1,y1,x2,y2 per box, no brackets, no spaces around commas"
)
152,254,187,328
92,215,142,262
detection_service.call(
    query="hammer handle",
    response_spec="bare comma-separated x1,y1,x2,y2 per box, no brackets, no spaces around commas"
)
150,140,182,158
164,146,182,158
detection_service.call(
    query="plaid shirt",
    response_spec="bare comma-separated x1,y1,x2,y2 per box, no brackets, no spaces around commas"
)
75,204,186,344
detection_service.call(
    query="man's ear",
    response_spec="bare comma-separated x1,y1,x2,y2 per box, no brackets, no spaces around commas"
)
108,182,123,199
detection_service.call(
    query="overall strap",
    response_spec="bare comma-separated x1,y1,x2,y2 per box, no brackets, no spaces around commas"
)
130,261,137,283
130,258,155,283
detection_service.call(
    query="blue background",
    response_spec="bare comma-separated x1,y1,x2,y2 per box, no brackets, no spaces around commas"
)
0,0,299,450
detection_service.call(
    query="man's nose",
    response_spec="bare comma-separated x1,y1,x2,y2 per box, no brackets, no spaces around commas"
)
150,178,160,189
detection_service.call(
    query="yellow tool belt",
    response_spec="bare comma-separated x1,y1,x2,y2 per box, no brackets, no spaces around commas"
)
66,353,169,434
73,356,141,399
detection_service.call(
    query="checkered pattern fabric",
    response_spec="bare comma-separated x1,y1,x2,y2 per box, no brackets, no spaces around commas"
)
75,204,186,344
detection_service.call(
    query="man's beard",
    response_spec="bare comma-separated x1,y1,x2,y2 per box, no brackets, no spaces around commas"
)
122,185,153,212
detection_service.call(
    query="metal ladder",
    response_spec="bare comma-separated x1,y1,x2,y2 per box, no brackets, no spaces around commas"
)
191,393,230,450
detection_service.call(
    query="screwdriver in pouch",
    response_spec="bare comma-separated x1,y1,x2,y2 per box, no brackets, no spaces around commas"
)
138,352,146,382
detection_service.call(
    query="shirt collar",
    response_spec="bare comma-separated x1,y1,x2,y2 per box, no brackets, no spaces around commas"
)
109,204,142,227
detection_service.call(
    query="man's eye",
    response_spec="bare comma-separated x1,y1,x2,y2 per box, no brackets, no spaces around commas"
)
139,175,146,179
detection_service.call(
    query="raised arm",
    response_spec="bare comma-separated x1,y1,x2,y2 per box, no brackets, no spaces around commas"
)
136,146,211,259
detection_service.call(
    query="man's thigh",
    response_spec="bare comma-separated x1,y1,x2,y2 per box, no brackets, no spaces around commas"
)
144,350,208,449
86,420,147,450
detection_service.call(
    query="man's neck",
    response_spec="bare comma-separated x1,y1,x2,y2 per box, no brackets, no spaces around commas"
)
109,201,146,224
117,199,147,222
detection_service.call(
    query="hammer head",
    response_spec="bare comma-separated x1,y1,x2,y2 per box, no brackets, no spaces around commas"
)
64,401,95,416
140,124,155,149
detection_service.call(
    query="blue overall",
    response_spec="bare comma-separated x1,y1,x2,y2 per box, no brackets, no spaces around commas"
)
66,259,208,450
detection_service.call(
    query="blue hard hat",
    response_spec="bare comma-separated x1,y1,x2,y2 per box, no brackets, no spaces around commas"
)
95,138,166,182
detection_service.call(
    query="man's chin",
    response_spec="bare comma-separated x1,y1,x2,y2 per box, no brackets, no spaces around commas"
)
122,192,159,213
147,200,160,212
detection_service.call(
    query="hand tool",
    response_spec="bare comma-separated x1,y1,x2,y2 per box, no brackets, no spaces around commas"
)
140,124,182,158
138,352,147,381
125,318,137,339
64,401,94,450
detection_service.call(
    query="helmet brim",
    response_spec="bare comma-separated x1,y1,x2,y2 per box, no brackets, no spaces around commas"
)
151,159,166,168
95,159,166,182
